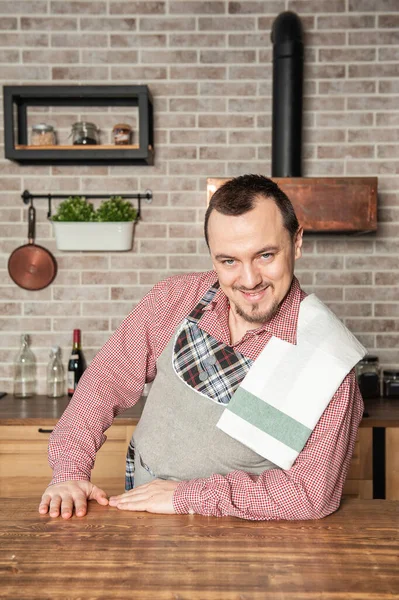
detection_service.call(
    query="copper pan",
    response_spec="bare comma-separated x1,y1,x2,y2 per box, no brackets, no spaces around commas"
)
8,204,57,291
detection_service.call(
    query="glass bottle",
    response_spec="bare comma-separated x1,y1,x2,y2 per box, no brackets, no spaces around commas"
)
356,356,380,399
47,346,65,398
13,334,36,398
67,329,87,397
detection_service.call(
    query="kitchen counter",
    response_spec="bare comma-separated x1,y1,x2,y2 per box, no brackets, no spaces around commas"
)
0,394,398,427
0,497,397,599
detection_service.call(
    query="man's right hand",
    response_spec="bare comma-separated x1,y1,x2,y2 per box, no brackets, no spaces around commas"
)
38,481,109,520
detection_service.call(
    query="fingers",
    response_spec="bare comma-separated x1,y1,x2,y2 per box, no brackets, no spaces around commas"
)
38,493,51,515
90,485,109,506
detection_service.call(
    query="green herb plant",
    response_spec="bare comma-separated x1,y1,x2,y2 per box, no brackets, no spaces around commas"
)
52,195,137,222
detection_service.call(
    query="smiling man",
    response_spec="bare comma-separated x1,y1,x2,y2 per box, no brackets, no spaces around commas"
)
40,174,365,521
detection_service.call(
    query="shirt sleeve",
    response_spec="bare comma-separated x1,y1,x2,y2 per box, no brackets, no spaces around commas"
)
173,370,364,520
48,290,158,485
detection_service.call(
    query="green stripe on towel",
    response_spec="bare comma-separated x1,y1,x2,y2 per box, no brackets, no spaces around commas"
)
227,388,312,452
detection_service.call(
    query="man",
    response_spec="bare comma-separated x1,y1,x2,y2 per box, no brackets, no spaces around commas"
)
39,174,364,521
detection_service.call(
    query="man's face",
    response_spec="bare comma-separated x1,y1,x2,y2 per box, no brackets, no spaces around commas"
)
207,197,303,326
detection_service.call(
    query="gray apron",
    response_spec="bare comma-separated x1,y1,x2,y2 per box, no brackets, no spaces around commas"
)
126,283,276,489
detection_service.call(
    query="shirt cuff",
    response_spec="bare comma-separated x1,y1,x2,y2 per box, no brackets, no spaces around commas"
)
173,479,196,514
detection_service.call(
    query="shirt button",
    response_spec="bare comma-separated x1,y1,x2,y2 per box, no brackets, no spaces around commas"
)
198,371,208,382
206,355,217,366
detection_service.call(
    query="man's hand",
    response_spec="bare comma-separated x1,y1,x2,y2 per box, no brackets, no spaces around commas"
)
38,480,109,519
108,479,179,514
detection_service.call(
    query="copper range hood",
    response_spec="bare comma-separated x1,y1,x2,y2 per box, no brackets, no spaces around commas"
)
207,12,377,234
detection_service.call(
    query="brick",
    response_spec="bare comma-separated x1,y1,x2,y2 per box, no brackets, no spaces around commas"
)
378,14,399,28
200,81,257,96
229,98,270,112
110,1,165,14
141,209,197,224
157,146,197,160
200,50,256,64
200,146,256,160
349,0,399,10
140,17,195,31
316,113,373,127
376,241,399,254
350,31,399,46
199,115,254,128
24,302,81,316
0,317,52,332
53,66,108,80
22,49,79,63
50,1,107,13
0,33,49,46
346,161,399,176
170,66,226,80
349,64,399,78
379,48,399,62
170,33,225,47
378,146,399,159
170,1,225,13
319,48,376,63
375,273,399,285
0,65,49,80
151,82,198,97
53,318,109,331
229,1,285,13
169,161,226,176
317,145,374,159
349,128,399,143
0,303,21,316
22,17,77,30
53,287,109,301
0,18,18,29
319,81,376,95
169,192,205,207
168,224,203,238
111,287,152,301
317,15,375,29
305,97,345,111
0,49,18,63
306,32,346,46
297,256,343,270
199,17,255,31
289,0,345,11
315,272,372,285
142,50,197,64
80,17,136,31
230,65,271,79
302,286,344,302
347,288,399,303
139,271,176,285
51,33,108,47
325,303,373,318
228,33,270,47
169,256,213,270
110,33,166,47
306,65,345,79
376,334,399,348
375,304,399,317
0,1,47,12
82,302,137,316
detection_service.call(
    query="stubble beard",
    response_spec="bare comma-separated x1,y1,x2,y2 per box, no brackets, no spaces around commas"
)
232,284,280,325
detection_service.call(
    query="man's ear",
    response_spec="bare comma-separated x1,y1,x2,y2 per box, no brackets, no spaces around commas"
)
294,226,304,260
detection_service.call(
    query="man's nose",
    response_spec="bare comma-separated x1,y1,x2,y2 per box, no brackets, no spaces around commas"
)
240,263,262,289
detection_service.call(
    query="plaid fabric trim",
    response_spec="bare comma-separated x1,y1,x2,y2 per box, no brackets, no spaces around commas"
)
173,284,253,405
125,438,135,490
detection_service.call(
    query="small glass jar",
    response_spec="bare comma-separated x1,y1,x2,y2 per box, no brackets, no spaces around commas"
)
31,123,56,146
71,121,99,145
383,370,399,398
112,123,132,145
356,356,380,399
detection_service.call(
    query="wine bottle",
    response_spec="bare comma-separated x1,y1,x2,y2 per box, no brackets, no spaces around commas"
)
67,329,87,397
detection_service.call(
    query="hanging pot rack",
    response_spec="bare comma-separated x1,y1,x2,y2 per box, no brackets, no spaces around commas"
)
21,189,153,219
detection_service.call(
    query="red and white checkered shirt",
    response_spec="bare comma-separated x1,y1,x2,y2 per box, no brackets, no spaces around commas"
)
49,271,364,521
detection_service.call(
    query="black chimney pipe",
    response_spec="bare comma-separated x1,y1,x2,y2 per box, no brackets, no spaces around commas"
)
271,11,304,177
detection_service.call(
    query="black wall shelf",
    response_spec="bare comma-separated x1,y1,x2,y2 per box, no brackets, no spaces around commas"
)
3,85,154,166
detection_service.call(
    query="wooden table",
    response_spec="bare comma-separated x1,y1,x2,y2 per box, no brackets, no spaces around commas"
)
0,498,397,599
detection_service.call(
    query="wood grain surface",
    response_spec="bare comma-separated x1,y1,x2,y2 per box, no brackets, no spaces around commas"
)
0,497,397,599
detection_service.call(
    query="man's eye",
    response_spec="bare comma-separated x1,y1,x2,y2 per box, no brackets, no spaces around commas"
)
261,253,272,260
223,259,235,265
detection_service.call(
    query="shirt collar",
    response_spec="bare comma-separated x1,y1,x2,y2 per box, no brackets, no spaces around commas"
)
202,275,303,345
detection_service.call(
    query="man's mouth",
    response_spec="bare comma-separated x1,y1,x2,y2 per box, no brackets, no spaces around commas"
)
238,286,269,303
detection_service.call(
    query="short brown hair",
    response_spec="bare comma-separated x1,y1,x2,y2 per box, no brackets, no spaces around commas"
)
204,174,300,247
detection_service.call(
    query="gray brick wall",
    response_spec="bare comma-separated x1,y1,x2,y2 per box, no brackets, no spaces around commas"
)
0,0,398,392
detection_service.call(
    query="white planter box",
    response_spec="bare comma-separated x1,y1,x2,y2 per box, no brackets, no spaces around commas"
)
51,221,135,251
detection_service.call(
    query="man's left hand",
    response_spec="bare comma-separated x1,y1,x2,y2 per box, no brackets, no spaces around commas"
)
108,479,179,514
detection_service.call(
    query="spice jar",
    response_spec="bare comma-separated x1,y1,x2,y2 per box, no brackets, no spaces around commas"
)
112,123,132,145
31,123,56,146
71,121,99,145
383,370,399,398
356,356,380,399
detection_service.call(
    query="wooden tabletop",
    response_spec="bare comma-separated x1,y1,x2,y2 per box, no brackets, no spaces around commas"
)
1,497,397,599
0,394,398,427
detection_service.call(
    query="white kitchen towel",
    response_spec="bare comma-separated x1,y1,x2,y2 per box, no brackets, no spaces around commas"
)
216,294,367,470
